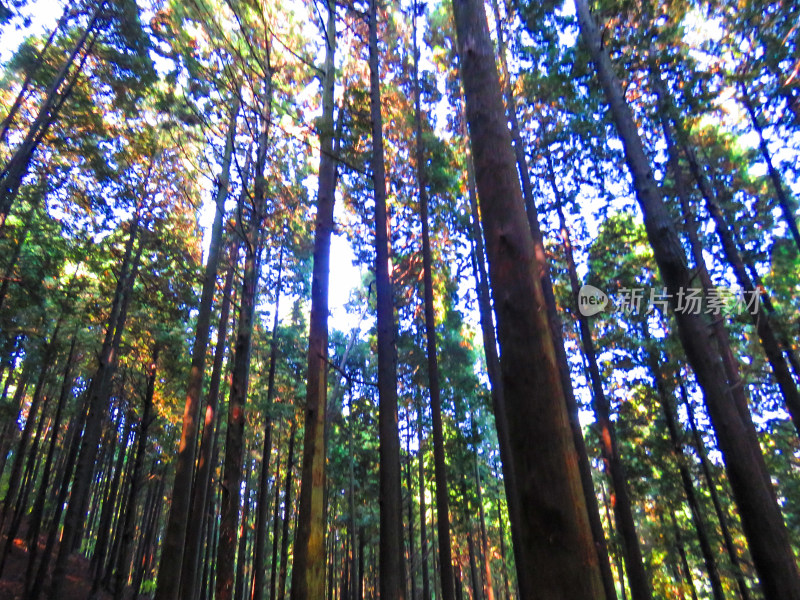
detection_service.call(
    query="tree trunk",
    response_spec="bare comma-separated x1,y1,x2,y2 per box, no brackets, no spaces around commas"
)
111,345,159,600
368,1,406,598
652,72,800,438
451,0,604,597
464,142,524,600
574,2,800,596
156,97,239,600
679,379,752,600
252,248,284,600
551,173,651,600
216,225,266,600
278,418,298,600
23,334,77,590
669,510,699,600
269,432,285,600
644,343,724,600
215,62,271,599
234,463,253,600
91,414,134,592
412,6,455,598
471,431,494,600
405,412,416,600
418,401,431,600
0,357,50,533
181,243,237,600
489,6,618,593
291,2,337,596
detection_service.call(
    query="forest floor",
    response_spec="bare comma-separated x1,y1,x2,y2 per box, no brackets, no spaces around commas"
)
0,524,116,600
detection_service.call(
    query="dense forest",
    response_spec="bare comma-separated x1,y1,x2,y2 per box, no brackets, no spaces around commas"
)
0,0,798,598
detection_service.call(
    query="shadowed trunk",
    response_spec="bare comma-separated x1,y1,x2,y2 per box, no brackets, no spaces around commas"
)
368,0,406,597
451,0,604,596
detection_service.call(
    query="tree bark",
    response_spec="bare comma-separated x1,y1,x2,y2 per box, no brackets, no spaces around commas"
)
156,96,239,600
111,345,159,600
412,5,456,598
291,1,337,596
418,401,431,600
488,11,617,594
644,343,724,600
679,379,752,600
277,418,298,600
252,247,284,600
215,222,266,600
23,334,77,591
551,167,652,600
181,243,237,600
368,1,406,598
451,0,604,597
215,60,271,600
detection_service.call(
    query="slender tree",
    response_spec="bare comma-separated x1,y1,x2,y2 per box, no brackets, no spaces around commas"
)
291,1,338,596
369,0,406,597
156,96,239,600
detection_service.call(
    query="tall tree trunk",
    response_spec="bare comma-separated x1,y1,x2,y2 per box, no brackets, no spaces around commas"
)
450,0,604,597
470,427,494,600
251,247,284,600
464,144,524,600
92,413,133,591
669,510,699,600
216,224,266,600
412,5,455,598
156,97,239,600
679,380,752,600
111,345,159,600
551,174,651,600
291,1,337,596
181,244,237,600
23,334,77,591
405,412,416,600
574,2,800,596
269,430,285,600
418,401,431,600
368,1,406,598
234,463,254,600
25,393,90,600
0,357,50,533
277,418,298,600
489,5,617,593
132,469,166,600
215,60,271,600
644,343,724,600
0,358,33,482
